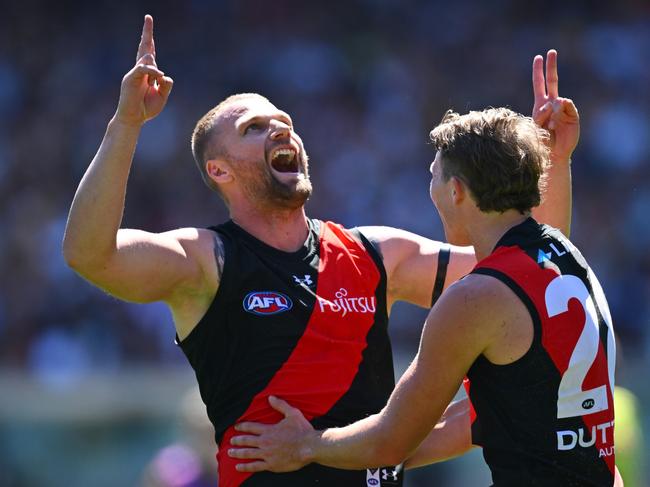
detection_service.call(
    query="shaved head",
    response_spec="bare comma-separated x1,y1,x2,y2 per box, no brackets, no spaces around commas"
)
191,93,271,193
190,94,311,211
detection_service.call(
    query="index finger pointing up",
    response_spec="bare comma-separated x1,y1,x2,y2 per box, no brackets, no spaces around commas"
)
136,15,156,63
545,49,558,99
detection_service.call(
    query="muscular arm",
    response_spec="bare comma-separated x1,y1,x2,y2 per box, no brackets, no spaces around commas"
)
62,16,216,338
529,50,579,237
63,118,210,304
359,226,475,309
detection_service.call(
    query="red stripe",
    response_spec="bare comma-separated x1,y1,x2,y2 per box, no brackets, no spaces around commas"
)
462,378,477,424
477,247,615,474
217,222,380,486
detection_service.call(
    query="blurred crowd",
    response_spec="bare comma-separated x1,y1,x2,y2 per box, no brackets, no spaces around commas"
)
1,0,648,407
1,1,649,485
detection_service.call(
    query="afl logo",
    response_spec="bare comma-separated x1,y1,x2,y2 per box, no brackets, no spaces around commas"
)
582,398,595,410
367,480,379,486
243,291,293,316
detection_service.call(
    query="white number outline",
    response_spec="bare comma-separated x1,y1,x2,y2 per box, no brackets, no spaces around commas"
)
545,272,615,419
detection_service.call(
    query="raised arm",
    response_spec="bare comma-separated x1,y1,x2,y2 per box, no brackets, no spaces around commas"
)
530,50,579,237
358,52,578,310
63,16,215,339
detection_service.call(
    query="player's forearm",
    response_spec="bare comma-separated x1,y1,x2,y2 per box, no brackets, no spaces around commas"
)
306,414,410,469
404,398,473,469
309,358,453,469
531,157,572,237
63,117,142,268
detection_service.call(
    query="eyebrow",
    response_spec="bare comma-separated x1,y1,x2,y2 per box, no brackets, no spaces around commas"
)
237,112,293,129
237,115,262,128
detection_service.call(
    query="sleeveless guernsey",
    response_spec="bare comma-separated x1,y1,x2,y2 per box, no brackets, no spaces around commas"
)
178,219,403,487
466,218,616,486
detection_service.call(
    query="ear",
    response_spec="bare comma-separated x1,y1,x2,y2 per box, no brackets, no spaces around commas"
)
205,159,233,185
449,176,466,205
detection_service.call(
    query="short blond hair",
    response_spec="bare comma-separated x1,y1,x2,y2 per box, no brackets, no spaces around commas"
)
430,107,550,214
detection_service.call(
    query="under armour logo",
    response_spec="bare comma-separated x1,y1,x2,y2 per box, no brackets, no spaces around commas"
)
293,274,313,287
381,467,399,482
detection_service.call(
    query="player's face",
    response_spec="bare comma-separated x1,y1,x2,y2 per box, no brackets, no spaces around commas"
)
217,97,312,210
429,152,471,246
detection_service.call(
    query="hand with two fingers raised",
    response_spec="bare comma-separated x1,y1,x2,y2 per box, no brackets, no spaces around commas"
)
531,49,579,164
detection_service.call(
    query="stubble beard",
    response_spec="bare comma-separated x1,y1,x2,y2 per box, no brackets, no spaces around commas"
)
267,172,312,210
238,152,313,211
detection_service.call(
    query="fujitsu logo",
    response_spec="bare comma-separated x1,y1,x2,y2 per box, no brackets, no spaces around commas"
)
317,288,376,317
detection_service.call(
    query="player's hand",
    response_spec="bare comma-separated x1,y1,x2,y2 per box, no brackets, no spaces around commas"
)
228,396,316,473
531,50,579,164
115,15,174,127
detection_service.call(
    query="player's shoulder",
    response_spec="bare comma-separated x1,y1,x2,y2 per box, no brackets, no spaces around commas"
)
356,225,426,243
356,225,441,258
159,226,206,239
165,227,225,294
158,227,224,265
354,226,435,272
355,226,472,255
421,275,503,347
437,273,519,321
160,226,222,243
420,274,522,355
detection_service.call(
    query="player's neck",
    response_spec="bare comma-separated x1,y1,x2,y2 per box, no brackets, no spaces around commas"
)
229,206,310,252
468,211,530,261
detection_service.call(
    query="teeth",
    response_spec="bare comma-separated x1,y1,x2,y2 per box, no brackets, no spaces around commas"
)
272,148,296,161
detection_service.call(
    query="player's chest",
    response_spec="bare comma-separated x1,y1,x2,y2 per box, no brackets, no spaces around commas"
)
234,250,380,324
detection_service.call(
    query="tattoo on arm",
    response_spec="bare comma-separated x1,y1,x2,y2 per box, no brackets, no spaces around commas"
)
213,234,225,279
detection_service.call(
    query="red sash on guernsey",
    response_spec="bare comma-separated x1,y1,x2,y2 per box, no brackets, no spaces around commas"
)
470,245,615,476
217,222,381,486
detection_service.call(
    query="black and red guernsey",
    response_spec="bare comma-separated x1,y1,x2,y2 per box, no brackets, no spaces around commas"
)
178,219,403,486
465,218,616,486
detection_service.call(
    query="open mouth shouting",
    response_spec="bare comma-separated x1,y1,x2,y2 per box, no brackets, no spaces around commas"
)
269,145,301,175
264,140,312,204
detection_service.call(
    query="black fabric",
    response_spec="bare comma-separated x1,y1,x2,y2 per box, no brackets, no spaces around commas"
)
178,219,321,443
467,218,615,487
431,243,450,307
242,464,403,486
315,227,394,430
178,219,403,486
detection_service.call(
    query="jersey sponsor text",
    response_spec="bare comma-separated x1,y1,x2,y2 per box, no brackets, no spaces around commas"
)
317,287,376,316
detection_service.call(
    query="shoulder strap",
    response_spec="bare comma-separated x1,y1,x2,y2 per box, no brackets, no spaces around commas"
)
431,243,451,307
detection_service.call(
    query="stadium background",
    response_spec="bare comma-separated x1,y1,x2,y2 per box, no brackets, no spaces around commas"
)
0,0,648,485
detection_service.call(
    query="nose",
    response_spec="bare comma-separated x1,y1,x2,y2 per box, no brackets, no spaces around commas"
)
270,120,292,140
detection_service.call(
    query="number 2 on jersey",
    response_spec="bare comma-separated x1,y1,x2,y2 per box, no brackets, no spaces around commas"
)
545,272,616,419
